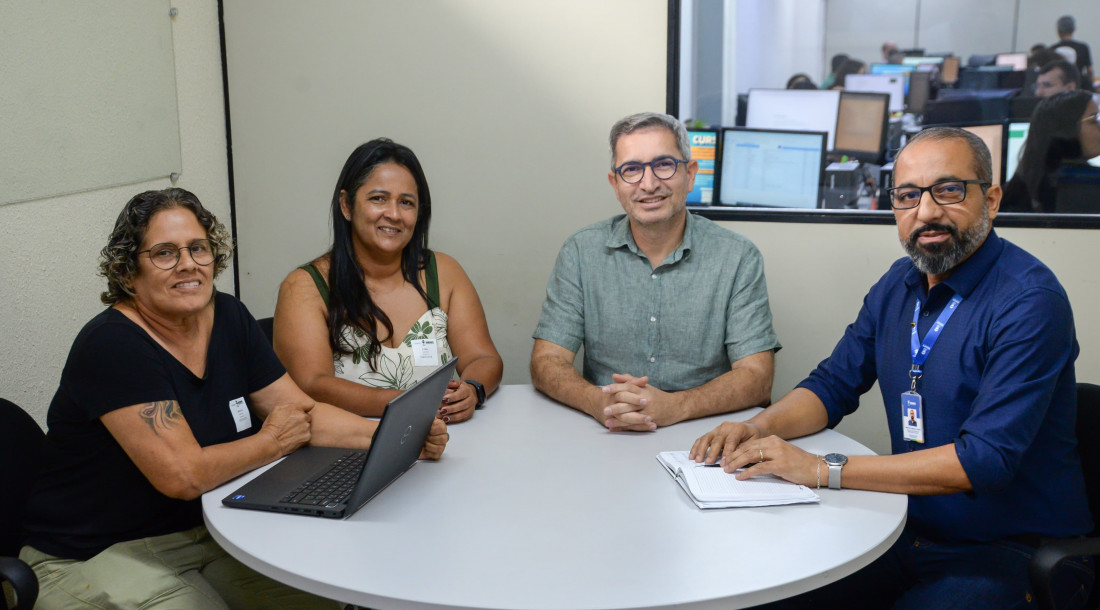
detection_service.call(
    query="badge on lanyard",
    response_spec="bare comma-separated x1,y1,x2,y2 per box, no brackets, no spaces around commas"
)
905,294,963,444
410,338,439,366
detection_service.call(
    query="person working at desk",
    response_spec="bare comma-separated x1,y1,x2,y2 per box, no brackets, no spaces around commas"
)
20,189,448,609
1036,60,1084,98
691,128,1093,608
531,112,780,432
1002,90,1100,213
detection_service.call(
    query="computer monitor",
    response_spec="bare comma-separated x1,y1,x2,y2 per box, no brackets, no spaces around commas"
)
907,70,932,115
960,124,1005,186
995,53,1028,71
746,89,841,150
902,56,944,67
686,129,719,206
1004,121,1030,182
717,128,825,209
941,56,961,84
869,63,913,95
834,91,890,164
844,74,905,113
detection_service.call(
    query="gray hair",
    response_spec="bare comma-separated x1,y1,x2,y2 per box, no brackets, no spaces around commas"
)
608,112,691,168
1058,15,1075,36
898,127,993,185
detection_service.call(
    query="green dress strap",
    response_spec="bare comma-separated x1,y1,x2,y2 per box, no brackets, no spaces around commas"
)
425,251,440,310
301,255,438,310
299,264,330,308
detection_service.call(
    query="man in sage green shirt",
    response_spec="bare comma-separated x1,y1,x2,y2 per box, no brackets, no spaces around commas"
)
530,112,781,432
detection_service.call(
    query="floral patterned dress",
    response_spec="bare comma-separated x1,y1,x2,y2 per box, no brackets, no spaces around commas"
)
300,253,454,390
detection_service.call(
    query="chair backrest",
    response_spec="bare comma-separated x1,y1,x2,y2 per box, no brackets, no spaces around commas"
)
1075,383,1100,537
258,316,274,345
0,399,44,557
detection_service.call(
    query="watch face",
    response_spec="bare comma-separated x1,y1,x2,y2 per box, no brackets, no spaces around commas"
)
824,453,848,466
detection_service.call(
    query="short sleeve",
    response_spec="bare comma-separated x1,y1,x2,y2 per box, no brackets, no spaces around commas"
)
723,244,782,362
532,237,586,353
61,319,177,420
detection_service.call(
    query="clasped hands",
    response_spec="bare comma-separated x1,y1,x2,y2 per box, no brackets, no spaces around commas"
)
598,373,684,432
688,421,820,486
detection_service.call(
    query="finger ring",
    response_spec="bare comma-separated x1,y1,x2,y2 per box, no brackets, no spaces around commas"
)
759,449,765,462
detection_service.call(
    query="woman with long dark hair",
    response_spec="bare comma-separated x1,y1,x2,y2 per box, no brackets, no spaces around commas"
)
1002,90,1100,212
274,139,502,423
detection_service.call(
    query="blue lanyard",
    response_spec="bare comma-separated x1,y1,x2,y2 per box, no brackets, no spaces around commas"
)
910,293,964,372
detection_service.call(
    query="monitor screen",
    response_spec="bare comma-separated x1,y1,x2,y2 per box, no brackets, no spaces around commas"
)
1005,121,1029,182
686,130,719,206
941,56,961,84
901,56,944,67
844,74,905,113
718,128,825,209
834,92,889,164
995,52,1028,71
870,63,914,76
961,124,1004,186
746,89,841,150
907,70,932,115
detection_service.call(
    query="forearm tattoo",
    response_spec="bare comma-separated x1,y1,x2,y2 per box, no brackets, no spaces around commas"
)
140,400,182,435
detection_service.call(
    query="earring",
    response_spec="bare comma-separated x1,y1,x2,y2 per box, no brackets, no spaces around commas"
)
344,214,350,221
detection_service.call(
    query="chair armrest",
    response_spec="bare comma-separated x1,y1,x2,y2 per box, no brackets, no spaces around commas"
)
0,556,38,609
1028,537,1100,610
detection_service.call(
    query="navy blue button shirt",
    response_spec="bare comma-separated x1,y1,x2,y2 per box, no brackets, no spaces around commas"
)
799,231,1090,542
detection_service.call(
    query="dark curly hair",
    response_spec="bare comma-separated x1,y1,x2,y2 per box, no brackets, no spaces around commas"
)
98,188,234,305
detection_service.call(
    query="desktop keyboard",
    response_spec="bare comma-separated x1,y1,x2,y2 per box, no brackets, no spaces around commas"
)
279,452,366,506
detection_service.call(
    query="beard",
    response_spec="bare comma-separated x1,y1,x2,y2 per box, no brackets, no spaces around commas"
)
901,207,991,276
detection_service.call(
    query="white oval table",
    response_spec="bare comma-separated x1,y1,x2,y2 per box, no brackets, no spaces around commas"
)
203,385,906,609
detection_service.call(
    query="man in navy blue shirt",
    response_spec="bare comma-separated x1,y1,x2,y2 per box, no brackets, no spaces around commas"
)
690,127,1093,608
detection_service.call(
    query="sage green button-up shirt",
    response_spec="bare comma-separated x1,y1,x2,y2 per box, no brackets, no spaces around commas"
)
534,212,780,390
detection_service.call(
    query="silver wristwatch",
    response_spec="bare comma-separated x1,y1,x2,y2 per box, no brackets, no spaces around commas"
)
824,453,848,490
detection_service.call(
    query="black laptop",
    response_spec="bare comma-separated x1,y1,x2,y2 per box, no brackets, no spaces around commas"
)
222,358,456,518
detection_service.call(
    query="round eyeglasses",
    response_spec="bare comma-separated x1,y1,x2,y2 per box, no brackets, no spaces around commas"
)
613,156,688,184
138,239,216,270
886,180,989,210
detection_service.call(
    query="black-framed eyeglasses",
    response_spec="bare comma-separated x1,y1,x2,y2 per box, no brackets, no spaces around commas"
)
138,239,216,270
886,180,990,210
613,156,688,184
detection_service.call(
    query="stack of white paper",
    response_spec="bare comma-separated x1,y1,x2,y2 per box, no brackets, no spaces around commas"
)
657,451,820,509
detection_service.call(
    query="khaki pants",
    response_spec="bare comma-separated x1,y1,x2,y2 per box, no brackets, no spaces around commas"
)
20,526,341,609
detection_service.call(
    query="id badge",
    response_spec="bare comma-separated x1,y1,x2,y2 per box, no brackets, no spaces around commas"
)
410,338,439,366
228,396,251,433
901,391,924,443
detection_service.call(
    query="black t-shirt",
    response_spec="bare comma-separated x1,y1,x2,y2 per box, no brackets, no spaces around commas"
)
23,292,285,560
1052,39,1094,90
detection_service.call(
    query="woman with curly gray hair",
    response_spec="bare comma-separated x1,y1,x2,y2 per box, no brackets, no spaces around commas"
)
19,188,447,608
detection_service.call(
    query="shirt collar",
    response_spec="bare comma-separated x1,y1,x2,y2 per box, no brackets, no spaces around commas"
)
903,229,1004,298
605,212,695,265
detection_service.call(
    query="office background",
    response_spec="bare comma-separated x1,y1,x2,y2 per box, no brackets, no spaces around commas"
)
2,0,1097,456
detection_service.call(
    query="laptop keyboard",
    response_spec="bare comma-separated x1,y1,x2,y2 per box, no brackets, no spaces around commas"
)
279,452,366,507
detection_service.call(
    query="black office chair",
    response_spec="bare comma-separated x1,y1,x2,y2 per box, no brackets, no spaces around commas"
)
0,398,44,609
258,316,275,345
1029,383,1100,610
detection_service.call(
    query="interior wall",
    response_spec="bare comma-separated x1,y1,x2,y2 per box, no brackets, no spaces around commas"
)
0,0,231,427
224,0,667,392
824,0,1100,82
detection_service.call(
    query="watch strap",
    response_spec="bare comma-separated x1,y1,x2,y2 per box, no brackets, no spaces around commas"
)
464,379,486,408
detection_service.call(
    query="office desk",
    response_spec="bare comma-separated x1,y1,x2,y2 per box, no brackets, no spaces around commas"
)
203,385,907,609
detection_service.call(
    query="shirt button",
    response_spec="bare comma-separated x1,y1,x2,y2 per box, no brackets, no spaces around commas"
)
922,311,930,317
651,274,657,280
650,316,657,322
649,357,656,363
